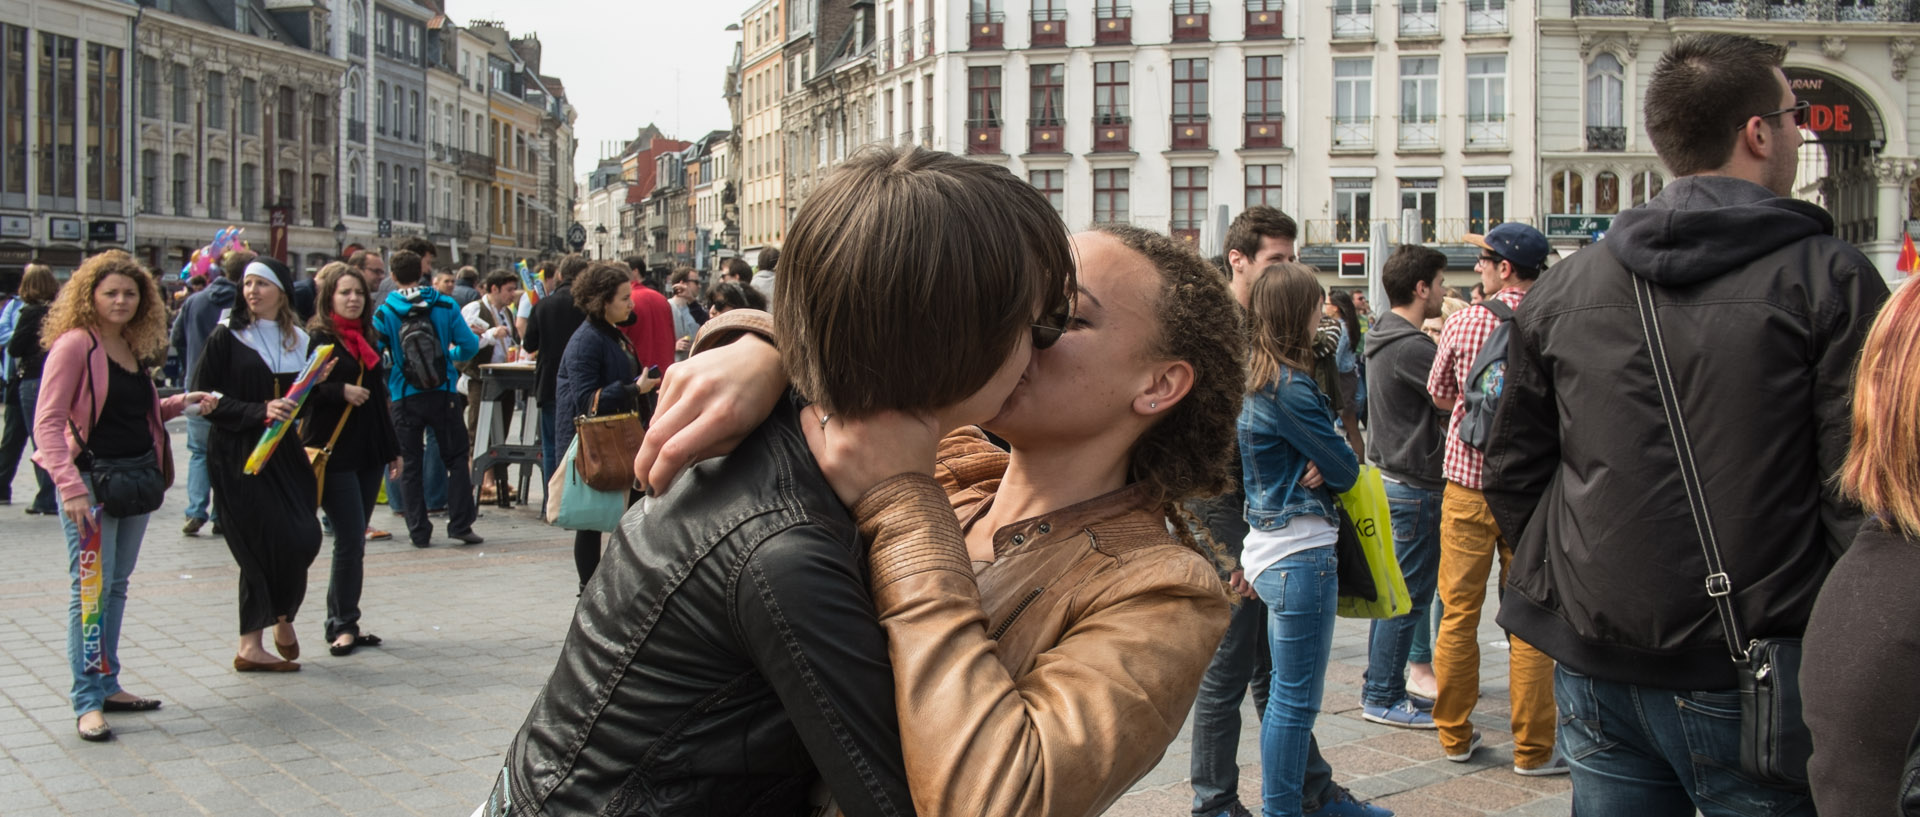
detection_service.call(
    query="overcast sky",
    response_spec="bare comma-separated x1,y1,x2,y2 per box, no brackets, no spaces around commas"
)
452,0,743,179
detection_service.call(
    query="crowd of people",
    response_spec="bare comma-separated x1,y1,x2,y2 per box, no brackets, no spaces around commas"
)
3,29,1916,817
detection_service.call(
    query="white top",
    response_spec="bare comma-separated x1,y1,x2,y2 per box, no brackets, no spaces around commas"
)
462,299,513,362
1241,514,1338,585
217,311,309,375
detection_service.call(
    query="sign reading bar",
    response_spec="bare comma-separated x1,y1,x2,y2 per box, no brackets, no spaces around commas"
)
1545,214,1615,240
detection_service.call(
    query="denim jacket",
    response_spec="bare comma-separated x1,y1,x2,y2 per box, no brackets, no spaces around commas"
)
1239,369,1360,532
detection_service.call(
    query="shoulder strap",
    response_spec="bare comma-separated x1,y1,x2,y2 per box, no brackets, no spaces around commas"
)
319,370,363,454
1480,299,1514,322
1631,274,1750,662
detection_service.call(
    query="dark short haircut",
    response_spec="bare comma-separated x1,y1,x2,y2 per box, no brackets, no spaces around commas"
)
623,255,647,274
482,270,518,291
390,250,424,285
777,146,1074,418
725,257,752,280
706,280,767,313
400,237,438,260
220,249,258,282
757,247,779,271
571,262,631,320
555,253,591,286
431,269,457,283
458,265,479,285
1382,244,1448,307
347,250,376,271
1223,206,1299,261
670,266,698,286
1646,34,1789,176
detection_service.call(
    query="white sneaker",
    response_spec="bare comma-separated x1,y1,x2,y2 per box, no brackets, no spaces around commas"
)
1514,754,1570,776
1445,730,1483,762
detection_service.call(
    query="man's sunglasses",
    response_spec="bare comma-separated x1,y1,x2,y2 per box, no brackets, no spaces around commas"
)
1031,307,1071,350
1742,99,1811,130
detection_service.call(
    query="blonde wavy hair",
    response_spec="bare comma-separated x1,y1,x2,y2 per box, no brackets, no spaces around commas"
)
41,250,170,365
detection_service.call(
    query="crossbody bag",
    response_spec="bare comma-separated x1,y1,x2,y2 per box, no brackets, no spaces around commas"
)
70,336,166,518
304,371,362,504
1632,274,1811,787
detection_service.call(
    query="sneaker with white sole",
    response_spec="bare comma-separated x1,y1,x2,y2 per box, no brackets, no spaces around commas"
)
1514,754,1570,776
1445,730,1484,762
1361,699,1436,729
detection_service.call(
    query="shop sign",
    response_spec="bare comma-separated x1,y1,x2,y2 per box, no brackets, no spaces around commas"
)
48,217,81,242
0,215,28,238
1784,69,1878,138
1546,214,1615,240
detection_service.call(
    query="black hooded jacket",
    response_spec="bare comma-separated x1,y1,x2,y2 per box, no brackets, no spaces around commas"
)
1483,175,1889,691
1364,310,1447,491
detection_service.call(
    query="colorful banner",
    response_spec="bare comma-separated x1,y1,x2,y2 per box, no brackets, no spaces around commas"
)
178,226,247,282
77,505,110,675
268,206,290,263
243,344,338,474
515,260,546,305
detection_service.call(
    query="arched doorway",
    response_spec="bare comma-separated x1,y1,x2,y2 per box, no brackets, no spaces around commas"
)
1786,68,1883,244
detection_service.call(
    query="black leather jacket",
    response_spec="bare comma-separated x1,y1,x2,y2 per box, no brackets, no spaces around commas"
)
490,395,915,817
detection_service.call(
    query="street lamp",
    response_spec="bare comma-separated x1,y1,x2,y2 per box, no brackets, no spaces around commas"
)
595,223,607,259
332,221,348,259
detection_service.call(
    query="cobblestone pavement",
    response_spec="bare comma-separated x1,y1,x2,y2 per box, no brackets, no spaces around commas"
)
0,422,1569,816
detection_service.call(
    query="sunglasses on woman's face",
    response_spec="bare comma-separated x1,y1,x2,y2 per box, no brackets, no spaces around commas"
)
1031,307,1071,350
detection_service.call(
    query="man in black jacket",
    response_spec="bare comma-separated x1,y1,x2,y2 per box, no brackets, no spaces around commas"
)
1483,33,1889,812
522,254,589,481
1357,244,1449,730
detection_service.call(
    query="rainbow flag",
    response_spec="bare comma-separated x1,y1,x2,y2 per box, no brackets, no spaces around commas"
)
77,505,109,675
1900,232,1918,275
243,345,338,474
515,260,545,305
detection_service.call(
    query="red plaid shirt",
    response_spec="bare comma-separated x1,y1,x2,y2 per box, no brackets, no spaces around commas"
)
1427,287,1527,489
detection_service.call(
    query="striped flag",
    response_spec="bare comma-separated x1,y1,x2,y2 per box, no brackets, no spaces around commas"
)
1900,232,1918,275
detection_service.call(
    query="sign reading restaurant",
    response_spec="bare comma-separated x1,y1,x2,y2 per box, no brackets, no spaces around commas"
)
1784,68,1878,139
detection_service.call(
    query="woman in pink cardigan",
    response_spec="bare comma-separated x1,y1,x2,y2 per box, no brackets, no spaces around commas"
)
33,251,213,742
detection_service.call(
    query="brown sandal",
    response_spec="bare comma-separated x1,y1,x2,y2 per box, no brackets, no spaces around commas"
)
233,656,300,672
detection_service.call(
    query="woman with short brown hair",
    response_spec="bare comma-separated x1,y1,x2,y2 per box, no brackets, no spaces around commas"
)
10,263,62,515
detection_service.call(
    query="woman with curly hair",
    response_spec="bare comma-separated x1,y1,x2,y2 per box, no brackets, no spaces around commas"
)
32,251,213,741
636,224,1244,815
301,263,400,657
554,261,659,587
192,257,324,673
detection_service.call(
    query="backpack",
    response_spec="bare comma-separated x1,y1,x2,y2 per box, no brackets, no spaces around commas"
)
386,300,449,392
1457,298,1515,453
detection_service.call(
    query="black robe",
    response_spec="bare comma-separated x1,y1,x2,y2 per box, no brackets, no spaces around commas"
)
193,324,323,635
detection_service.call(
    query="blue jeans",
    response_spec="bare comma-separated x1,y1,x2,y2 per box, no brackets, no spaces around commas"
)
1361,480,1443,706
540,405,558,482
15,378,58,513
61,508,149,715
1555,665,1815,816
1191,594,1273,815
1254,545,1339,817
1409,601,1438,665
184,413,215,522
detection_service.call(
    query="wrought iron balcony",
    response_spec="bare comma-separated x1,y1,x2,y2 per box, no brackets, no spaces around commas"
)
1398,115,1440,150
1465,0,1508,31
1586,125,1627,151
1572,0,1654,14
1333,2,1375,38
1399,1,1440,36
1332,115,1375,151
1465,113,1508,148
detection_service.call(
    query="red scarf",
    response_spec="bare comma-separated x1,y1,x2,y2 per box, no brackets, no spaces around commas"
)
333,317,379,369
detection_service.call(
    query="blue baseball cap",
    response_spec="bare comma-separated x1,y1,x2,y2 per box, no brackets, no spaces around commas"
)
1466,222,1550,270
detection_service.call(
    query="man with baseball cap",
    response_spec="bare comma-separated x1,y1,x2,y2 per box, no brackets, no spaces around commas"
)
1422,220,1564,775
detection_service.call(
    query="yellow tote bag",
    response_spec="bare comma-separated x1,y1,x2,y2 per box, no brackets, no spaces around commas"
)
1336,466,1413,619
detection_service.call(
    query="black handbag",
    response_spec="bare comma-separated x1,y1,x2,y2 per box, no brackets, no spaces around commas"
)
1633,275,1811,787
68,337,166,519
1334,507,1378,603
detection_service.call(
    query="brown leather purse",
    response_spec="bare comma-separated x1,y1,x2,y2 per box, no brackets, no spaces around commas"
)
572,390,644,492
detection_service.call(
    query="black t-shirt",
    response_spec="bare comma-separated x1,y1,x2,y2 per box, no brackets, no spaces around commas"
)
89,362,154,459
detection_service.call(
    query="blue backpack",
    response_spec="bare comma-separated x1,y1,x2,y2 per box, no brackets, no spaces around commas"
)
1457,299,1514,453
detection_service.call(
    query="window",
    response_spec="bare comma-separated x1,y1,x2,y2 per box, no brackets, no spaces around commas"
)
1467,178,1505,233
409,90,420,142
1094,61,1129,123
1171,166,1208,240
0,27,19,200
1550,169,1584,213
1400,0,1439,37
409,26,419,61
169,61,187,123
1030,63,1064,124
1093,168,1130,222
1466,55,1506,145
409,168,419,221
376,81,388,133
1334,0,1374,37
240,77,258,134
375,10,388,51
1246,55,1283,121
1398,57,1439,149
1333,58,1372,148
312,93,329,143
240,163,257,221
1586,53,1625,149
1029,169,1063,216
278,168,295,208
1399,178,1437,242
205,71,226,129
392,168,403,222
277,85,295,140
1246,164,1283,208
1466,0,1507,32
392,84,403,137
171,152,189,215
137,55,156,119
1631,170,1663,205
376,162,388,218
207,158,226,219
139,150,157,211
1172,58,1208,124
1335,178,1371,242
1595,170,1620,214
85,43,122,207
37,34,77,203
967,67,1002,125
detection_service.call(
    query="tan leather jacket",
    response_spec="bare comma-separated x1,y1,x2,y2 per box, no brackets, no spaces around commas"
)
853,429,1230,817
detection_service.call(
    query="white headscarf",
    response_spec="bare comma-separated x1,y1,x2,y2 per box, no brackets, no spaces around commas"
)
225,261,309,374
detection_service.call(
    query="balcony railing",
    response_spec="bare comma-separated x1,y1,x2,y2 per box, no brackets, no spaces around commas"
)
1096,6,1133,44
1587,125,1627,151
430,217,472,239
1332,115,1375,150
1398,115,1440,150
1171,116,1210,150
900,130,915,148
1399,1,1440,36
921,125,934,146
1304,218,1396,245
966,119,1004,154
1093,115,1132,152
1572,0,1655,14
431,142,447,163
1465,113,1508,148
460,151,496,178
347,35,366,58
1466,0,1508,31
1245,114,1285,148
1247,0,1286,36
969,11,1005,49
1030,8,1068,47
1333,3,1375,38
1173,1,1211,40
347,119,367,143
1030,118,1066,152
347,194,367,217
311,206,328,229
1665,0,1911,19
